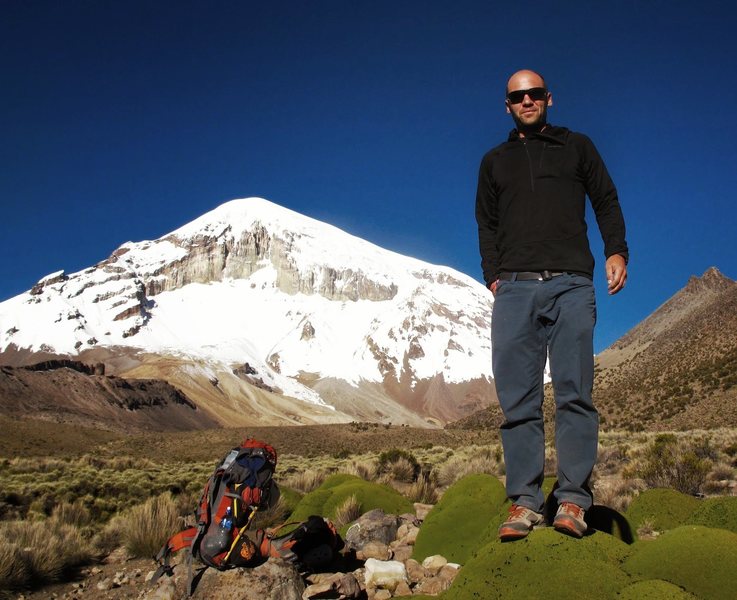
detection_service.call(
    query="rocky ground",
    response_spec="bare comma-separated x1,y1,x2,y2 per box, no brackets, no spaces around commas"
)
13,504,457,600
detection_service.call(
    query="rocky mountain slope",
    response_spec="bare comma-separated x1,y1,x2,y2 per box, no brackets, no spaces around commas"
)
450,267,737,432
0,360,219,432
0,198,496,428
593,267,737,430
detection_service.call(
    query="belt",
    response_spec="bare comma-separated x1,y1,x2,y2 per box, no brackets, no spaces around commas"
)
498,271,564,281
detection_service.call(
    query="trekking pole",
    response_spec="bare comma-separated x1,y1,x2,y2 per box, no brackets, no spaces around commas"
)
223,506,259,563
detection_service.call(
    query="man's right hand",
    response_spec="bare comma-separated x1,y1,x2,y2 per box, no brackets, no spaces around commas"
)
488,279,499,296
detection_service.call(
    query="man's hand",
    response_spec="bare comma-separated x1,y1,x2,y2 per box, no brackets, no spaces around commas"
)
606,254,627,295
488,279,499,296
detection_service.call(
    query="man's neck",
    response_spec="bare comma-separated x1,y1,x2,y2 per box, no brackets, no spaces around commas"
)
517,123,548,139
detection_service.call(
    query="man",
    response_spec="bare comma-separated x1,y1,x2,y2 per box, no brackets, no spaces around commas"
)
475,69,628,540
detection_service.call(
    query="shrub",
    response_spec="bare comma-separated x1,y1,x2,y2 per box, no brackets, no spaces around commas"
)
388,456,417,483
0,520,95,590
636,436,711,495
120,492,182,558
378,449,419,481
404,473,439,504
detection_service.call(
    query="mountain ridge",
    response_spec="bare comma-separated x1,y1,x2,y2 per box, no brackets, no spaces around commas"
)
0,197,497,429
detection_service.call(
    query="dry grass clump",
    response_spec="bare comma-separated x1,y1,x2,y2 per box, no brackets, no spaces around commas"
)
118,492,182,558
377,449,420,483
342,459,379,481
250,496,291,530
702,462,736,495
333,494,362,529
594,477,647,512
387,457,417,483
280,469,329,494
404,473,439,504
435,445,502,487
0,519,95,590
49,500,93,528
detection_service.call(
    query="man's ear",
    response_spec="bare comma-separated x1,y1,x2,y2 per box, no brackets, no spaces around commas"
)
505,99,511,114
547,93,553,107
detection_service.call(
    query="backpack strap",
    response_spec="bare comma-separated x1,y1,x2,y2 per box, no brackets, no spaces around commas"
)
151,527,197,584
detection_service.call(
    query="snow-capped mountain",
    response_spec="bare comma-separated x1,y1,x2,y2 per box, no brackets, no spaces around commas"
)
0,198,496,427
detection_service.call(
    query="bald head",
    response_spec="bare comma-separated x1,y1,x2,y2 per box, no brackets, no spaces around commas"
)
504,69,552,135
506,70,547,95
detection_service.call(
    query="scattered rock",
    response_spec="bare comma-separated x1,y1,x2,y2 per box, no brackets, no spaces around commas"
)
96,577,113,591
346,509,400,550
415,575,451,595
302,572,362,599
413,503,433,521
421,554,448,573
357,541,391,561
364,558,408,592
393,580,413,596
404,559,428,584
389,544,413,563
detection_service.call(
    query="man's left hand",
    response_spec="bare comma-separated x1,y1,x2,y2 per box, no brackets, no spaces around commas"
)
606,254,627,295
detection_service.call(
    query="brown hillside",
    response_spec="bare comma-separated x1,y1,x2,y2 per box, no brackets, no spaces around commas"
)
450,267,737,432
0,360,219,433
594,267,737,430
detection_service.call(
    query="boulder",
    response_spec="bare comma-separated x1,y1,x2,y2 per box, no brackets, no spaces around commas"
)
346,509,401,550
363,558,408,592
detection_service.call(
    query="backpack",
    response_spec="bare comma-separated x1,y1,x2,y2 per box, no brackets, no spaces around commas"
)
152,438,279,595
255,515,344,572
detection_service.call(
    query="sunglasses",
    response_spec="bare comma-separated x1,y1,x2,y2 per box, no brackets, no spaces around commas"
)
506,87,548,104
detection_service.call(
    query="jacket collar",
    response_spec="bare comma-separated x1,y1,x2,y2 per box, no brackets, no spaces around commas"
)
507,124,569,144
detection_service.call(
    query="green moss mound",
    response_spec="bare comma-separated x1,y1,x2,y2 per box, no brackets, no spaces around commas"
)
686,496,737,534
623,525,737,600
626,488,700,532
617,579,698,599
288,474,413,525
412,474,506,564
276,485,302,516
447,528,632,600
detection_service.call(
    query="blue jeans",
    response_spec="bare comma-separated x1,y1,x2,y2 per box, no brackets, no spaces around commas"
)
491,273,597,512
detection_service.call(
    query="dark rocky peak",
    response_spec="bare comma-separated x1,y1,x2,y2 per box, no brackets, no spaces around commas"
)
684,267,735,295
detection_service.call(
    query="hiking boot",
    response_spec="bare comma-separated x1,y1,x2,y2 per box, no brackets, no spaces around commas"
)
498,504,544,541
553,502,587,538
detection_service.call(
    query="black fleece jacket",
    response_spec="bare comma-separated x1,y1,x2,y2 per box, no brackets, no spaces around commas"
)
475,125,628,284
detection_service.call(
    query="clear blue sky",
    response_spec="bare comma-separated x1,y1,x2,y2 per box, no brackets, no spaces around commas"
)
2,1,736,353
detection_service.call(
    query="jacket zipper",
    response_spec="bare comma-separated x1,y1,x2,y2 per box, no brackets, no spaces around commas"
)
523,140,535,191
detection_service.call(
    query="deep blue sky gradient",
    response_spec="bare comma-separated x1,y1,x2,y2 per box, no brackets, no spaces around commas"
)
2,1,736,352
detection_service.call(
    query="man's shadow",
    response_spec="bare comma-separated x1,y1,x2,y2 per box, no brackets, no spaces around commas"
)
543,482,635,544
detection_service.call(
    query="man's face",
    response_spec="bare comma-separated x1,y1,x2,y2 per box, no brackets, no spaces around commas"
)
505,72,552,131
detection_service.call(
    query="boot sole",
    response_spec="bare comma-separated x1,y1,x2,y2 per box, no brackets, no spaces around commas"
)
553,517,585,538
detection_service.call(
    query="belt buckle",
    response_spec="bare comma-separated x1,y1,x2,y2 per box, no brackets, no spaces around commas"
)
541,270,553,281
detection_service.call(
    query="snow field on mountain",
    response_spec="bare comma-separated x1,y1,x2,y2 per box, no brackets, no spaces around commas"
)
0,197,497,409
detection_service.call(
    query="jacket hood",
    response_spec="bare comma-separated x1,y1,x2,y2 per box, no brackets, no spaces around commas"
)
507,124,570,144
